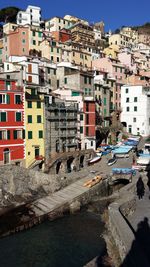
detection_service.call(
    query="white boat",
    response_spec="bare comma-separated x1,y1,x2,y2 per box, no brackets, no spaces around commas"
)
137,157,150,170
88,156,101,165
107,157,117,166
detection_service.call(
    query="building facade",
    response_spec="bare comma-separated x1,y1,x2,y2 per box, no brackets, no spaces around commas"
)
0,78,25,165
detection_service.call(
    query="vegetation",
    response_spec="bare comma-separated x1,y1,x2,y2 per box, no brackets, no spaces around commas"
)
0,6,20,25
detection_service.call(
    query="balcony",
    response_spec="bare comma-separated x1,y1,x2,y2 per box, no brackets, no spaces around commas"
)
0,85,23,92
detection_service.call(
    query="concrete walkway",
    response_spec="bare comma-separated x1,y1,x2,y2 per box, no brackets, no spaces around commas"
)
30,176,100,217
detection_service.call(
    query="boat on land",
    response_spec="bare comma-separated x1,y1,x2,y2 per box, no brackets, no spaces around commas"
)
88,156,101,165
107,157,117,166
112,168,136,175
112,145,132,158
136,157,150,170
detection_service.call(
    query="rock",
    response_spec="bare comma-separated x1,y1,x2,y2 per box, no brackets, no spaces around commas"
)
69,200,81,214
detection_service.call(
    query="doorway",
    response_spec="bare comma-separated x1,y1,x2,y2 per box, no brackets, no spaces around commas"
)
3,148,10,164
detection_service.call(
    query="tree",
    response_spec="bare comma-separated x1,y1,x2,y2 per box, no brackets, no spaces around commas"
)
0,7,20,24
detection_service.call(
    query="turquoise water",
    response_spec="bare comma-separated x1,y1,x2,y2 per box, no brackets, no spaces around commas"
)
0,211,106,267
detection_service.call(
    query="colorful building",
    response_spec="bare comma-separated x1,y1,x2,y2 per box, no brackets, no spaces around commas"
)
25,86,45,168
0,78,25,165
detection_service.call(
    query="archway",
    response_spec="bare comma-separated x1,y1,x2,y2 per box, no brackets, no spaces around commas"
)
66,157,74,173
79,155,84,168
3,148,10,164
56,161,62,174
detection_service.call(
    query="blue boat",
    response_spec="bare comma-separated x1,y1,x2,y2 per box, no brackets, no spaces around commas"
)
112,168,136,175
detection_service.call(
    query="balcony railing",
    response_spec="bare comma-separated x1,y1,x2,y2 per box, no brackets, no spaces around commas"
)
0,85,23,92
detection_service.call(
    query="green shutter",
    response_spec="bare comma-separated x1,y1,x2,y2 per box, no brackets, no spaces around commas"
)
28,115,32,123
39,130,43,138
6,94,10,104
28,131,32,139
27,101,32,108
80,114,83,121
37,115,41,123
1,112,6,122
7,130,10,139
13,130,17,139
104,98,107,106
37,101,41,108
22,130,25,139
16,112,21,121
80,127,83,134
0,131,2,140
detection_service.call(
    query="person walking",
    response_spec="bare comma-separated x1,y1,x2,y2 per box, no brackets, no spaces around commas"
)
136,176,145,199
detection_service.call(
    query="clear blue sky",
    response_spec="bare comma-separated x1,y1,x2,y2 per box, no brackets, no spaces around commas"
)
0,0,150,32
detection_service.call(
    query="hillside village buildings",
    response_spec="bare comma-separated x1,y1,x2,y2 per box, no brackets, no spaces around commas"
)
0,4,150,167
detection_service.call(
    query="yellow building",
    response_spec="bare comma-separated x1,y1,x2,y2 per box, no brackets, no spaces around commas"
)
25,87,45,168
29,25,43,53
104,44,119,60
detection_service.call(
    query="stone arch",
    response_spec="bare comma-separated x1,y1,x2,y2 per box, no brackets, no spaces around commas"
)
56,161,62,174
66,157,75,173
79,155,84,168
3,148,10,164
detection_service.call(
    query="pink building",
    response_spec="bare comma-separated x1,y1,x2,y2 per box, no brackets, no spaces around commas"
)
3,27,29,61
92,58,126,109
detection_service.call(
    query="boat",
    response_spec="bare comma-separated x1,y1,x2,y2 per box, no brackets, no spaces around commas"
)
136,157,150,170
107,157,117,166
112,168,136,175
113,145,132,158
88,156,101,165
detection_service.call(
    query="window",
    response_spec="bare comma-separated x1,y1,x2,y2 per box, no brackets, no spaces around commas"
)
14,130,22,139
51,47,53,52
57,79,59,88
80,114,83,120
15,95,22,104
37,101,41,108
134,97,138,102
84,76,87,84
57,57,59,62
134,106,137,111
0,130,10,140
22,32,25,35
57,48,59,53
86,127,89,136
104,98,106,106
0,94,10,104
27,101,32,108
33,40,36,45
125,88,129,93
91,141,93,146
80,126,83,134
126,97,129,102
32,31,36,36
86,102,89,112
64,78,67,84
0,112,6,122
16,112,22,122
89,77,91,84
37,115,42,123
38,32,42,37
54,69,56,75
51,56,53,61
39,130,43,138
28,131,32,139
28,115,32,123
22,39,26,44
126,107,130,112
133,117,136,122
84,88,88,95
86,114,89,124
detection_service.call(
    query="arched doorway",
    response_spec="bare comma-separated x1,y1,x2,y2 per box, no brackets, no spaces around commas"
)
56,161,62,174
79,155,84,168
3,148,10,164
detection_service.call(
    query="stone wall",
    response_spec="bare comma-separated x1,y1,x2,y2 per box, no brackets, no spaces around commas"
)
108,183,149,266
